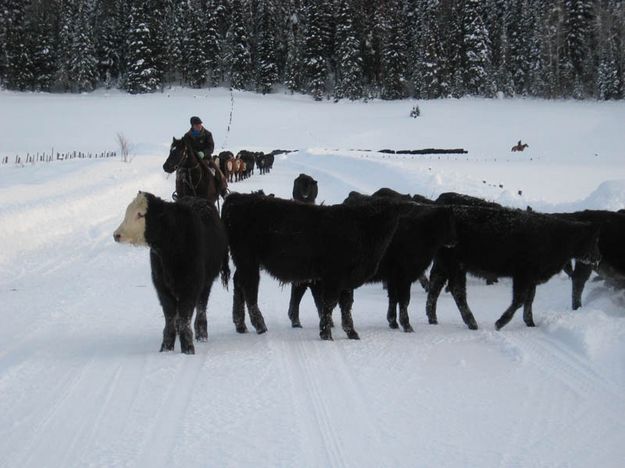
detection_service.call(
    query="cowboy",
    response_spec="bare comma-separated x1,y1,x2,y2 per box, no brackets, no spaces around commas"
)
185,116,215,159
185,116,228,197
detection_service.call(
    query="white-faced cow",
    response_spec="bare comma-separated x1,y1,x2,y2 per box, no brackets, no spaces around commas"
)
114,192,229,354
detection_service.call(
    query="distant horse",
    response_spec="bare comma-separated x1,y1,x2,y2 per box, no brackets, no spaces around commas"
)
511,140,529,152
163,136,227,205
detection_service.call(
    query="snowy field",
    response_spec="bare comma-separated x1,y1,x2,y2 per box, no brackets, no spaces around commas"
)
1,88,625,467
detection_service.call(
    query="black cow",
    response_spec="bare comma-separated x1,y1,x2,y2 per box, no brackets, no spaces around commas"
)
264,153,275,172
554,210,625,309
237,150,257,178
425,206,601,330
222,192,410,340
287,174,324,328
339,192,457,332
292,173,319,204
114,192,229,354
255,153,267,174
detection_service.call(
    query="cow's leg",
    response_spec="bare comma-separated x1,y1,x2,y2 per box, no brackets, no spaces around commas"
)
571,262,592,310
448,269,479,330
397,280,414,333
158,294,177,352
177,300,195,354
426,259,448,325
151,253,177,352
241,268,268,334
495,277,529,330
232,270,248,333
319,287,340,341
418,274,430,292
287,283,308,328
310,282,334,327
386,281,399,329
523,283,537,327
338,289,359,340
194,283,212,341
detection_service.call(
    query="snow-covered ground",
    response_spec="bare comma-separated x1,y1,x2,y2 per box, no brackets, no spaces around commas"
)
1,88,625,467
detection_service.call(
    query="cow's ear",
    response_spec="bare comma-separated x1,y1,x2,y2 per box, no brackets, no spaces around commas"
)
138,190,142,194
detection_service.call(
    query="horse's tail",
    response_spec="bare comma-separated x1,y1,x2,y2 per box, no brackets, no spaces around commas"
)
220,246,231,289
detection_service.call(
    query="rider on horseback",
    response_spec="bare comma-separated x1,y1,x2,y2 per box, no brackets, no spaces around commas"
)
185,116,227,197
186,116,215,159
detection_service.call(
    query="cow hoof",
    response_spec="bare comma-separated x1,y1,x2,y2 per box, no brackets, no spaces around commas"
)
182,347,195,355
427,316,438,325
525,320,536,328
320,333,334,341
402,325,414,333
388,321,399,329
291,322,303,328
346,330,360,340
235,325,248,334
495,320,504,331
160,344,174,352
256,327,268,335
467,320,479,330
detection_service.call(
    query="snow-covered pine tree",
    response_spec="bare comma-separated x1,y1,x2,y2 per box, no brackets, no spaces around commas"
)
302,3,328,100
255,0,279,94
226,0,252,90
4,0,34,91
411,0,447,98
380,0,408,100
94,0,124,88
205,0,222,87
68,2,98,92
333,0,363,100
283,7,302,92
124,0,160,94
0,0,9,86
462,0,495,96
29,1,57,92
182,1,210,88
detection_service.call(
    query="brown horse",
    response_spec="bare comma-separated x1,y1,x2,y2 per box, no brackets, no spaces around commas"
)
511,140,529,152
163,136,227,205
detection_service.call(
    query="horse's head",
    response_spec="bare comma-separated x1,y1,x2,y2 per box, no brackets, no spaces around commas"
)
163,137,189,173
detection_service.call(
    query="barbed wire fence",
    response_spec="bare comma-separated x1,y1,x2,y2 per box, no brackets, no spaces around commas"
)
1,148,118,167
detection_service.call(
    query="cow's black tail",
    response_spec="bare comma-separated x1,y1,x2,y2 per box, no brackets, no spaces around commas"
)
220,247,231,289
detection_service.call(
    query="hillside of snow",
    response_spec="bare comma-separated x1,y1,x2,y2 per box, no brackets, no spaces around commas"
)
1,88,625,468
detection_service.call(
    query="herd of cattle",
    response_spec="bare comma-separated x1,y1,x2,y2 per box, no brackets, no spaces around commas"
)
114,173,625,354
214,150,277,182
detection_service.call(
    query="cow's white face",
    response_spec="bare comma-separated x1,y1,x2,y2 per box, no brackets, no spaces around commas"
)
113,192,148,246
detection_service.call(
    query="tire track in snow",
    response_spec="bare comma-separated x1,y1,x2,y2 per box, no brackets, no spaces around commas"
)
271,334,396,468
272,337,348,468
134,352,208,467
